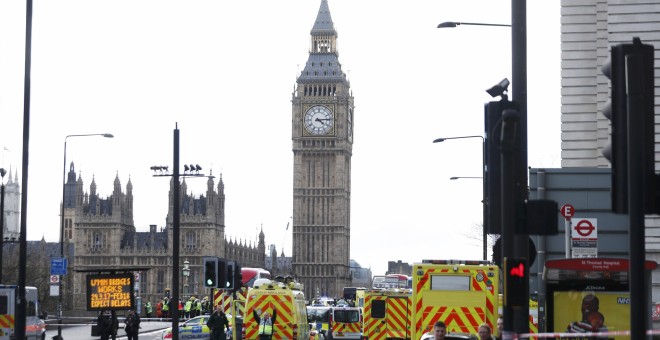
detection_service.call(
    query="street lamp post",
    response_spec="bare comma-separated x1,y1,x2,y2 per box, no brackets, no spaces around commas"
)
438,4,530,335
433,135,487,261
182,260,190,299
0,168,6,283
58,133,113,339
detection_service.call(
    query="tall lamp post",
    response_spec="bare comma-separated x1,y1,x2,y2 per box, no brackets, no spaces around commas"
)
439,4,530,335
58,133,113,339
433,135,487,261
0,168,6,283
182,260,190,299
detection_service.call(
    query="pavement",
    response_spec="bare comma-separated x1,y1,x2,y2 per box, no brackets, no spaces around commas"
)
45,319,171,340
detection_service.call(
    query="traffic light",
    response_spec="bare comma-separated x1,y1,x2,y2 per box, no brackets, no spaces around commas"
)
602,41,630,213
601,37,656,213
233,263,242,290
204,257,218,288
504,257,528,308
226,261,236,290
217,258,227,289
484,99,519,234
624,38,657,214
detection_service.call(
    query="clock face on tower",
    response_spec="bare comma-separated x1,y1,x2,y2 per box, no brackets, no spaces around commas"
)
304,105,334,135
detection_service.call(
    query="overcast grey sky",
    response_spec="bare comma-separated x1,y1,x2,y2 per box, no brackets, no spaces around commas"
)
0,0,560,276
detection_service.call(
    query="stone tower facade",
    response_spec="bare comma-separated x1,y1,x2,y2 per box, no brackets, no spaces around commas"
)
291,0,353,298
67,165,266,310
2,168,20,241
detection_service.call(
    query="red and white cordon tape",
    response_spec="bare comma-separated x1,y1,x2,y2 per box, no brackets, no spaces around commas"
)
508,328,660,339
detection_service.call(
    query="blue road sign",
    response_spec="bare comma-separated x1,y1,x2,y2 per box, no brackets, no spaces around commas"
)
51,258,67,275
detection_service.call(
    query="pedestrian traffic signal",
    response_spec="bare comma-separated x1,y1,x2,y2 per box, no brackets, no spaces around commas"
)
504,257,528,308
601,37,656,213
203,257,218,288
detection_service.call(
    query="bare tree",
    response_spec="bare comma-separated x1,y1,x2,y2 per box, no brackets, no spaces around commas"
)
463,223,499,261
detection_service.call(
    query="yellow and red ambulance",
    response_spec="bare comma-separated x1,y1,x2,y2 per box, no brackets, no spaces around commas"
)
329,306,362,339
362,289,412,340
214,287,248,317
411,260,499,339
243,279,309,340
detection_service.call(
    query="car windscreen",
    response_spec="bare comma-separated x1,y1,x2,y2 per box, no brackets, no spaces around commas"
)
333,309,360,323
307,308,330,322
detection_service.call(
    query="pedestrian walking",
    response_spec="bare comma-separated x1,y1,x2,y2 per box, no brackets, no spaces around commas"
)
207,305,230,340
97,310,113,340
125,309,141,340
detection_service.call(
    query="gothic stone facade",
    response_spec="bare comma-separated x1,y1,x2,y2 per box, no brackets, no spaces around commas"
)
64,163,265,310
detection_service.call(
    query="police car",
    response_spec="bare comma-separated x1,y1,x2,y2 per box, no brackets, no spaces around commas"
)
161,314,234,339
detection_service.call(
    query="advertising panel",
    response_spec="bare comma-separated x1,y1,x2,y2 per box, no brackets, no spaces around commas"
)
544,258,657,339
553,290,629,339
86,273,135,311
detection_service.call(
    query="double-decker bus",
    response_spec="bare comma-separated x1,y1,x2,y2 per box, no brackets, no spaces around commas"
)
372,274,410,289
241,267,271,287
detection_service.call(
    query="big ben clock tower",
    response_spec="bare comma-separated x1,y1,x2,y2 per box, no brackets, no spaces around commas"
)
292,0,353,298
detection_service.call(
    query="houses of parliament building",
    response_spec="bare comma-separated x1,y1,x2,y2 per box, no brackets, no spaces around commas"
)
61,162,273,309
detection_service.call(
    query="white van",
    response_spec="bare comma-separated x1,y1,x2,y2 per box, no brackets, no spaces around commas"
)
328,307,361,340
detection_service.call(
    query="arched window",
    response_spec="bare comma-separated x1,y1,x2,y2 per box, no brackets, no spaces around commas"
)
185,231,197,249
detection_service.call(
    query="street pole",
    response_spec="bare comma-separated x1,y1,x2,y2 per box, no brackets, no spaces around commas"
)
172,126,181,339
151,124,205,339
59,134,113,340
481,139,487,261
0,168,5,283
511,0,529,336
500,105,520,340
433,135,486,260
15,0,33,337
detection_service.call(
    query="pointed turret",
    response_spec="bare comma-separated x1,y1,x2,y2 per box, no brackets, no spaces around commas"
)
63,162,78,209
126,176,133,195
113,172,121,193
126,176,133,217
298,0,348,85
311,0,337,38
90,176,97,197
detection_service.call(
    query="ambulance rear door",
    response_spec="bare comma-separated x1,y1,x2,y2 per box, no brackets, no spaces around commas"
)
385,295,410,339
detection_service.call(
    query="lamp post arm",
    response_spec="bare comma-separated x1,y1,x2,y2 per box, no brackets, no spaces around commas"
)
433,135,484,143
433,134,487,261
437,21,511,28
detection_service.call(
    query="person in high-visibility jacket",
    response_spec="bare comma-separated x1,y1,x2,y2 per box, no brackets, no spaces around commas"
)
162,298,170,318
253,310,277,340
184,297,193,319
